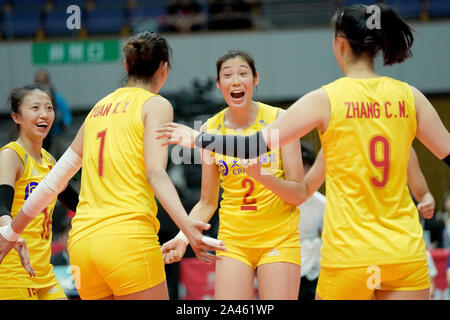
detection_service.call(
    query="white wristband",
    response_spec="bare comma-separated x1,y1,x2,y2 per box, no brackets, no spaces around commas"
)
201,236,223,247
174,231,189,245
0,224,20,242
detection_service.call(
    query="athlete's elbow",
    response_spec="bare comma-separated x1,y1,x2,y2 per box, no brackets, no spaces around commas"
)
284,192,306,206
292,184,310,206
146,168,167,188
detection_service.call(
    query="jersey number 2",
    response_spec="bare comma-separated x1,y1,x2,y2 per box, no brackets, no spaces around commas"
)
97,129,107,177
369,135,390,188
241,178,257,210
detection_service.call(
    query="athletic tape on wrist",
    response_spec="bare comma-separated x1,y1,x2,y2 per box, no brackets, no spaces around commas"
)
0,224,20,242
22,147,82,218
175,231,189,245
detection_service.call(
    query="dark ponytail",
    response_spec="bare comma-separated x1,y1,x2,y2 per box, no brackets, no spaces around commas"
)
332,3,414,66
123,31,172,80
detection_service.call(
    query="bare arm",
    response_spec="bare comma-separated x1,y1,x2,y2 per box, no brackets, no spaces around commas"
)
412,85,450,160
304,148,325,199
262,88,330,151
0,148,22,227
407,147,435,219
142,97,215,262
161,124,222,264
187,144,221,223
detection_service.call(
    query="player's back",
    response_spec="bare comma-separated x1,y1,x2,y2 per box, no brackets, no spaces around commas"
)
69,87,159,245
320,76,425,268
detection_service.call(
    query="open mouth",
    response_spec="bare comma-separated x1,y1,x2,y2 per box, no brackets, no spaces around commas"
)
36,123,48,129
230,91,245,99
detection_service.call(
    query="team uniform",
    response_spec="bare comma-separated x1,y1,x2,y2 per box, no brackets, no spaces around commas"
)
68,87,164,300
316,77,429,299
0,142,65,300
207,102,300,269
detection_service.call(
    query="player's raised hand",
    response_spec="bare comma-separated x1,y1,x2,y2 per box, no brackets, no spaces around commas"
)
155,122,199,148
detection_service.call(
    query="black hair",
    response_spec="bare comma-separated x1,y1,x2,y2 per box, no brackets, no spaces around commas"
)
332,3,414,65
9,84,52,114
123,31,172,80
216,50,257,81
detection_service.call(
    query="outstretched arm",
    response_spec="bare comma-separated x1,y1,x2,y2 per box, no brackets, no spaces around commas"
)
155,88,330,159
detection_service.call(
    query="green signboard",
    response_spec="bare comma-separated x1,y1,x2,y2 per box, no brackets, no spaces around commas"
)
32,40,120,65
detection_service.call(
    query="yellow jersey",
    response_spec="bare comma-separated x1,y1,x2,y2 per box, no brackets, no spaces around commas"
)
69,87,160,248
320,76,425,268
0,142,57,288
206,102,300,248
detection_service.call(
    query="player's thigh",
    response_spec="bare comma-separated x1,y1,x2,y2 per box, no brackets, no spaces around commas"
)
257,246,301,300
215,254,255,300
257,262,300,300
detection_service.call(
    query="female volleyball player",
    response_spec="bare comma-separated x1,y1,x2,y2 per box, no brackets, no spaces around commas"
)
0,32,224,300
156,4,450,299
162,50,306,299
0,85,78,300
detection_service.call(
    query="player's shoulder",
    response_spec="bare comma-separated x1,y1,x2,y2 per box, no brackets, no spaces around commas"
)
142,95,173,116
0,143,23,162
0,144,24,173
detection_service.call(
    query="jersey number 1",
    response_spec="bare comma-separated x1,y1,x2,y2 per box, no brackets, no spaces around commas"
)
97,129,107,177
369,135,390,188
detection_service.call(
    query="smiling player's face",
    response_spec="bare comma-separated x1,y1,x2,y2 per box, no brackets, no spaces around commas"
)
12,90,55,140
216,56,259,109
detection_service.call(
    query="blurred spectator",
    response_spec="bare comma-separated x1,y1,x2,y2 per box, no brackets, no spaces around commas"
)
208,0,253,30
165,0,206,33
297,141,325,301
34,69,73,156
423,215,445,249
